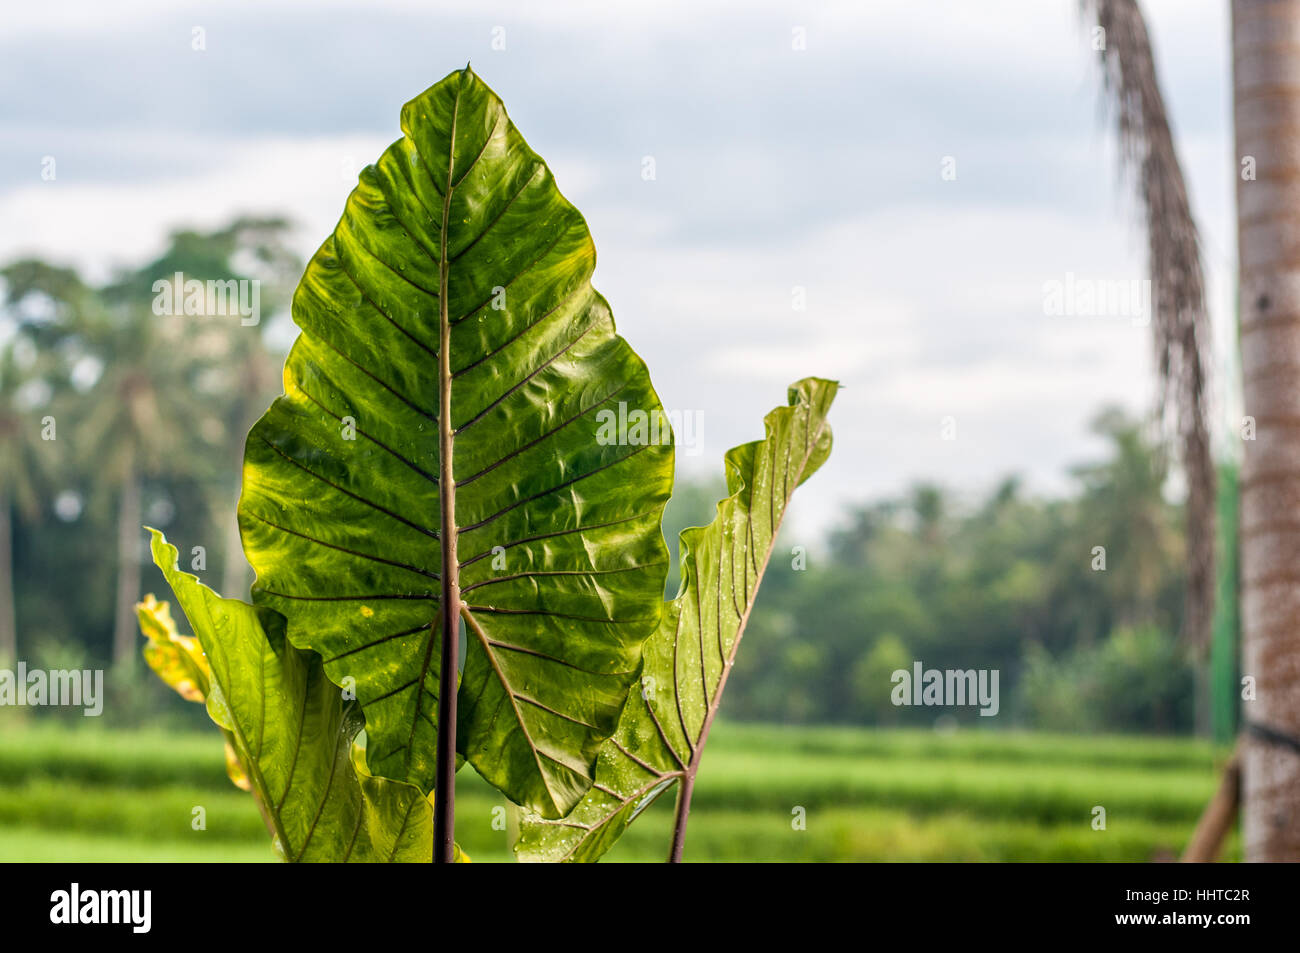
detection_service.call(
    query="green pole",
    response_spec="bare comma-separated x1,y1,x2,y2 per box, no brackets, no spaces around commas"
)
1210,461,1239,745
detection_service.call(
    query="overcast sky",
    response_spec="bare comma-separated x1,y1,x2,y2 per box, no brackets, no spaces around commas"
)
0,0,1237,536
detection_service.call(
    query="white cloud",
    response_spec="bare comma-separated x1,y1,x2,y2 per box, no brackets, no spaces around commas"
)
0,0,1234,535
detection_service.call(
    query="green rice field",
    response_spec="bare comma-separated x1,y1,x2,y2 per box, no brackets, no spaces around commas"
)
0,721,1235,862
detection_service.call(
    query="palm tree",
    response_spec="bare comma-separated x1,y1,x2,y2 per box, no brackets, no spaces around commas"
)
216,327,281,598
1087,0,1300,861
67,304,217,669
1071,408,1182,629
82,217,299,666
0,261,87,667
1232,0,1300,862
104,218,299,602
0,340,52,667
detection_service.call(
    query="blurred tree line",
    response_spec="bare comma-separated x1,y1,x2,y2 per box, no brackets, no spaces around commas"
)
0,217,298,719
0,217,1196,733
662,414,1195,734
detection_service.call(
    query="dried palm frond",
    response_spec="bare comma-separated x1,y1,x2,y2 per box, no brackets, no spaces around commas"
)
1082,0,1216,653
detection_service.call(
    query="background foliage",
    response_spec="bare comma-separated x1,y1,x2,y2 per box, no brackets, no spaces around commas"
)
0,216,1198,735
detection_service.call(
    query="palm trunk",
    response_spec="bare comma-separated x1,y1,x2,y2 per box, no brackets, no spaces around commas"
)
0,491,15,668
113,461,142,669
1234,0,1300,861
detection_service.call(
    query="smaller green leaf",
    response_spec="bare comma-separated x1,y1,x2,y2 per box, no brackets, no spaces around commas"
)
516,378,838,862
143,529,435,862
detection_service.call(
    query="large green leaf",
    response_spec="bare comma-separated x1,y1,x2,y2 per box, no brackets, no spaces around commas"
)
516,378,838,862
143,529,435,862
238,67,674,817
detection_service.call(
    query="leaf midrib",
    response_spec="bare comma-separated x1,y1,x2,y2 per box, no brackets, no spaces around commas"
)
429,76,464,847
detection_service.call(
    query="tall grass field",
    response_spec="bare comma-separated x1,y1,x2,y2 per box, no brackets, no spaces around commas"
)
0,721,1234,862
